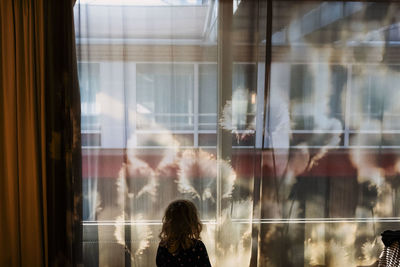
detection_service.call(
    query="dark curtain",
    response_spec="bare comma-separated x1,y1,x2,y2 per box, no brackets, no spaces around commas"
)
0,0,81,266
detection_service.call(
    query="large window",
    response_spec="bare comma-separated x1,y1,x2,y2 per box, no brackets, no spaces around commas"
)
75,1,400,266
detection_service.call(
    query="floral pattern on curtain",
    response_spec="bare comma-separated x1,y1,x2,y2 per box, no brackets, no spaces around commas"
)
45,0,82,266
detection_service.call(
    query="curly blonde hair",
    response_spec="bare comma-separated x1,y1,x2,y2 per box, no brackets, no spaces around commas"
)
159,199,202,254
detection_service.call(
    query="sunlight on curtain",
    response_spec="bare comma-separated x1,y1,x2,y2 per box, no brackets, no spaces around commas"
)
75,0,400,266
259,2,400,266
75,0,257,266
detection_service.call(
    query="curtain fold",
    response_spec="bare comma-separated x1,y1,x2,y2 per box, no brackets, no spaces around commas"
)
45,0,82,265
0,1,46,266
0,0,81,266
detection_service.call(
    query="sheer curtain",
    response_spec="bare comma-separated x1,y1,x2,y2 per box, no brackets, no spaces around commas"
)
75,0,258,266
75,0,400,266
259,1,400,266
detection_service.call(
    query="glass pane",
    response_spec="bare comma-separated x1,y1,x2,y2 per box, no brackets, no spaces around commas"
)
262,1,400,266
198,134,217,147
232,64,257,131
79,63,101,133
136,64,194,131
289,64,346,130
199,64,217,115
350,65,400,131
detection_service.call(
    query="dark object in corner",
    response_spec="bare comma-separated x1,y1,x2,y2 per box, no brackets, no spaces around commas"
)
378,230,400,267
381,230,400,247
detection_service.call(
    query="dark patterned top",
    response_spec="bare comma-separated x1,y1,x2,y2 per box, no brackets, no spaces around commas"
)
156,240,212,267
378,241,400,267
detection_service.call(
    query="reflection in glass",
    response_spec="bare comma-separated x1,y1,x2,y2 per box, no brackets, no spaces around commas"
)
262,1,400,266
136,64,194,131
75,0,400,266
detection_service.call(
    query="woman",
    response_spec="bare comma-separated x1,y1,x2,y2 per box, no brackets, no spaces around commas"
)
156,199,212,267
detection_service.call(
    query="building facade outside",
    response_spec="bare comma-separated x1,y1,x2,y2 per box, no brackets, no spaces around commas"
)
75,1,400,266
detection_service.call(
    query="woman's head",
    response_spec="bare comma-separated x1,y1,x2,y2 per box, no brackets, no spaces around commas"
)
159,199,202,253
